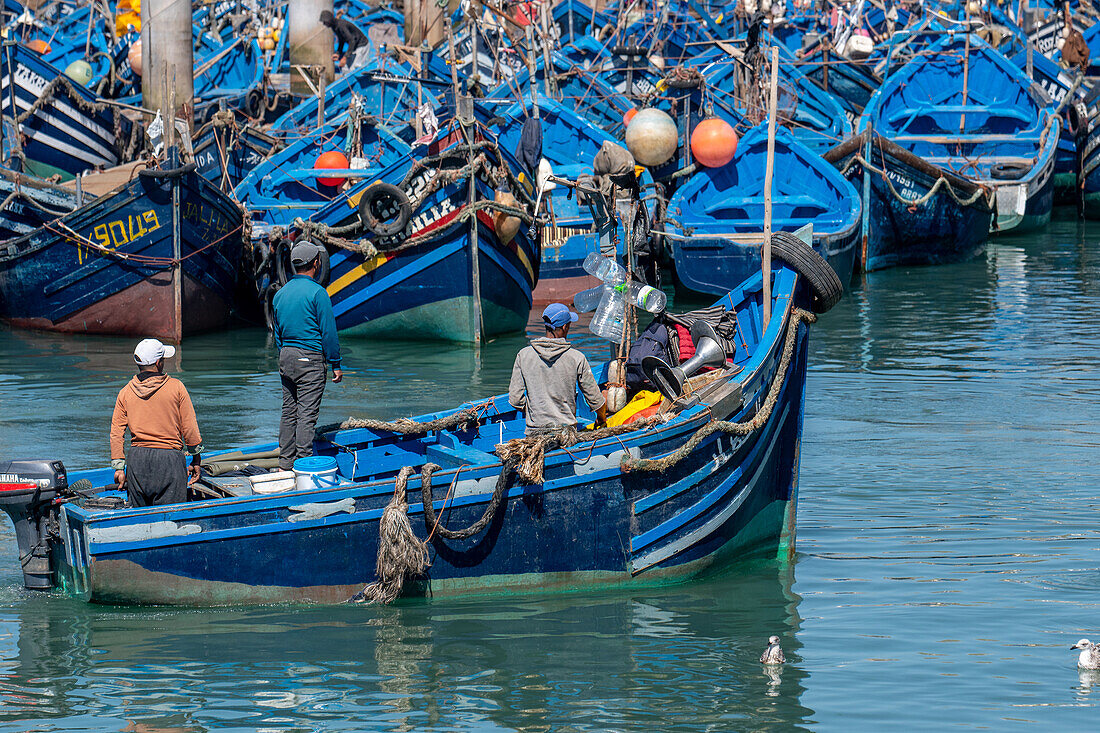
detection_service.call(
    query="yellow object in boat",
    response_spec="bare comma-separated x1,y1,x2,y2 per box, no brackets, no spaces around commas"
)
116,0,141,35
585,390,662,429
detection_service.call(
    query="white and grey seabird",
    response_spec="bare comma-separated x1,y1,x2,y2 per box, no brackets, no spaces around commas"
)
1072,639,1100,670
760,635,785,665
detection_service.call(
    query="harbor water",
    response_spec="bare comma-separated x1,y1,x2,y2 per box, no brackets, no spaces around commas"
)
1,213,1099,730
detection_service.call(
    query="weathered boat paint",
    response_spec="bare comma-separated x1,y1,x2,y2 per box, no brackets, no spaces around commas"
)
0,163,243,340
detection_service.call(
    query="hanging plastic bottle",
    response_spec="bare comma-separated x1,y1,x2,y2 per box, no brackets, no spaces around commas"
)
573,284,609,313
582,252,627,285
627,282,667,314
589,287,627,342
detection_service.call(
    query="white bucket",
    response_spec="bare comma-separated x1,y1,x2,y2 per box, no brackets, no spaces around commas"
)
293,456,340,492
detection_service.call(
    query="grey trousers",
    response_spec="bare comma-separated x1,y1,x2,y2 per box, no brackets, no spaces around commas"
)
127,446,188,507
279,347,327,470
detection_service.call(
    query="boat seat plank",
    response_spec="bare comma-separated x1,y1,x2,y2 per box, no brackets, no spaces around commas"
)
425,442,494,468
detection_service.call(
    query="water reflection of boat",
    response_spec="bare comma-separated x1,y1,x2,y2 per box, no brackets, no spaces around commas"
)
0,561,810,729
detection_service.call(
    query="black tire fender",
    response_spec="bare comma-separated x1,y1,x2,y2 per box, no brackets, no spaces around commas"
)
769,231,844,314
275,237,331,286
358,182,411,237
138,162,197,180
990,162,1029,180
263,282,280,332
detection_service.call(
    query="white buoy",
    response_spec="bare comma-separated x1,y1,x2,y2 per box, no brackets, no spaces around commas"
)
625,108,678,167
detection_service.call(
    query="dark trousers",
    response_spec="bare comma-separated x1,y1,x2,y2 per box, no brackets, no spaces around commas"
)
279,346,327,470
127,446,188,507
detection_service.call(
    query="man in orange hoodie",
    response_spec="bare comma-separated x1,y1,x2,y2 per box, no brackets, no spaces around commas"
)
110,339,204,506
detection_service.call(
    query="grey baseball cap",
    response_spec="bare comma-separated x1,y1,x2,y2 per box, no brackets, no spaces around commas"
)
290,240,323,267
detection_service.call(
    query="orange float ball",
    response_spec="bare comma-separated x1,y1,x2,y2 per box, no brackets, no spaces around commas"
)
690,118,739,168
623,108,638,127
315,150,350,187
27,39,51,55
128,40,142,76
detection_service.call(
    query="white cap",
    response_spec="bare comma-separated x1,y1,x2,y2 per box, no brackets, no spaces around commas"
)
134,338,176,366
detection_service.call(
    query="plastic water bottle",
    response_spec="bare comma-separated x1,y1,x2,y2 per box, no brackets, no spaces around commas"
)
589,287,627,341
573,284,608,313
583,252,627,285
628,282,667,313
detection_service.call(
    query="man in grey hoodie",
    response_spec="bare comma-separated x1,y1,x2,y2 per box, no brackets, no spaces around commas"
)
509,303,607,435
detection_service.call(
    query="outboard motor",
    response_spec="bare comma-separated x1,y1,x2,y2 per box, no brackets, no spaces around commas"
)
0,460,66,589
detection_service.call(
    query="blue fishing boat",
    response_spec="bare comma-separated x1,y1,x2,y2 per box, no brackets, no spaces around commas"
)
279,126,539,343
0,248,830,605
665,124,860,295
0,156,243,340
823,131,993,272
0,166,81,241
236,105,412,227
192,119,278,191
864,33,1061,233
0,43,135,179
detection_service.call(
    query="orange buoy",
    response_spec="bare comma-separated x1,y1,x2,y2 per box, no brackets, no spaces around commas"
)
315,151,350,187
128,40,142,76
623,108,638,127
26,39,51,55
690,118,739,168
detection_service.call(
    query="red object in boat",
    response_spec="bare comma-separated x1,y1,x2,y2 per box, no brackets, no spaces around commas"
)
690,118,739,168
314,151,350,187
623,108,638,127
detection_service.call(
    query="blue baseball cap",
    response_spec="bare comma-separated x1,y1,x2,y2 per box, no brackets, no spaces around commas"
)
542,303,579,329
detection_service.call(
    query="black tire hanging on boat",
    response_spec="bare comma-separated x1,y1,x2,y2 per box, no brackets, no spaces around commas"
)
274,238,331,287
358,182,411,238
990,162,1029,180
263,282,280,332
769,231,843,314
138,162,197,180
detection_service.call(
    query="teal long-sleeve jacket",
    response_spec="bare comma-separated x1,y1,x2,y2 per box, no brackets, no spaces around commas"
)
272,275,342,368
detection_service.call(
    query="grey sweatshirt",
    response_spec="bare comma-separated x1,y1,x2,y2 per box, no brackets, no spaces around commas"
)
508,337,606,435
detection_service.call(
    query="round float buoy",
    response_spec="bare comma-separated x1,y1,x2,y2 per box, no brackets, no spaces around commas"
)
65,60,94,87
965,0,981,15
623,108,638,128
625,108,678,167
26,39,51,55
260,37,275,51
314,151,350,187
128,40,142,76
606,385,628,413
690,118,739,168
493,190,521,244
272,28,280,43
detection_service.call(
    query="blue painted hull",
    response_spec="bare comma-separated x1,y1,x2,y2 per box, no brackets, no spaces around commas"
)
295,133,539,342
0,168,80,241
824,134,993,271
0,166,243,340
51,269,811,606
667,124,861,295
0,44,126,179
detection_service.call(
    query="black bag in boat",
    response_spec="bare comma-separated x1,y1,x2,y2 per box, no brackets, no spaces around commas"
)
625,319,676,391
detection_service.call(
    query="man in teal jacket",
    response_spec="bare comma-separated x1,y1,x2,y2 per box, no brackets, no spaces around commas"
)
272,241,342,470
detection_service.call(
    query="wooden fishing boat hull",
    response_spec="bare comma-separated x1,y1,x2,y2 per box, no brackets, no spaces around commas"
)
50,268,810,606
666,125,861,295
0,166,243,340
824,133,993,271
297,136,539,343
0,168,81,241
1076,105,1100,219
0,44,125,179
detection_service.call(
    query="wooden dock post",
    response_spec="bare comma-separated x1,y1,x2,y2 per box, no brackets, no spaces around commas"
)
762,46,778,335
288,0,334,95
141,0,193,126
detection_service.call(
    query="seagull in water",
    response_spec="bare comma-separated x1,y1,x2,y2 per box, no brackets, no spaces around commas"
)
760,635,785,665
1072,639,1100,670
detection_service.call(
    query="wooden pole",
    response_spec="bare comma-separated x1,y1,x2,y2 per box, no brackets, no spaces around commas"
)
762,46,778,336
288,0,334,94
142,0,194,126
960,17,970,135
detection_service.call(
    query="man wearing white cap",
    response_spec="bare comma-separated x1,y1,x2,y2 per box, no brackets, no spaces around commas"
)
110,339,204,506
272,240,342,470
